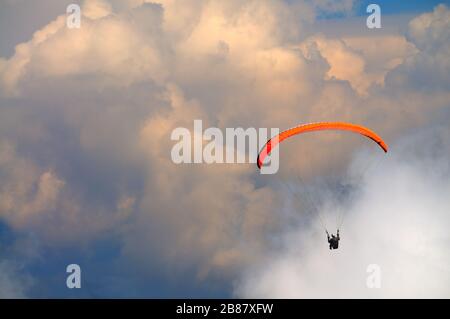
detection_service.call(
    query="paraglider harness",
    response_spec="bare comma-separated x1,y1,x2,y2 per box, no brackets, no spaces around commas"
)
326,229,340,250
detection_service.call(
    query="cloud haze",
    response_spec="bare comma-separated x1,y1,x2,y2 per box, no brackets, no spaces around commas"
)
235,126,450,298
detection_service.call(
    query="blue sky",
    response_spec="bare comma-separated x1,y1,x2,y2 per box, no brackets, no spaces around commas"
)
313,0,450,19
356,0,450,15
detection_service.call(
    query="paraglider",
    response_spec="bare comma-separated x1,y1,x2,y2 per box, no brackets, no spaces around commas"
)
327,230,340,250
256,122,388,250
257,122,388,169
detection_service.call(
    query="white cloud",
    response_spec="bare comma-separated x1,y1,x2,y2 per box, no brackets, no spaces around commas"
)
386,5,450,91
0,4,168,95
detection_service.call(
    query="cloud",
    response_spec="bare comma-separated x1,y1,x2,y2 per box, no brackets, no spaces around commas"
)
0,1,449,297
386,4,450,91
300,35,375,95
83,0,113,20
0,139,61,228
0,260,32,298
234,125,450,298
0,2,168,95
122,84,279,278
0,137,136,244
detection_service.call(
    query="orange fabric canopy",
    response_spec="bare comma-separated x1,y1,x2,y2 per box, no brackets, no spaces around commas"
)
257,122,388,169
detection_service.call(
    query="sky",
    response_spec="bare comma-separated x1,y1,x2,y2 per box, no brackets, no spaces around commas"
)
0,0,449,298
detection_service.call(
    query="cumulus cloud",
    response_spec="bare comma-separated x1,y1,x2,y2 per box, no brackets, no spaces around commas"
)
298,34,417,95
83,0,113,20
0,0,449,297
0,139,64,228
123,84,278,277
0,137,137,244
0,2,168,95
386,4,450,91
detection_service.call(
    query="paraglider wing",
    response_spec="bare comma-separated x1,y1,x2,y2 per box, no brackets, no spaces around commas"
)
257,122,388,169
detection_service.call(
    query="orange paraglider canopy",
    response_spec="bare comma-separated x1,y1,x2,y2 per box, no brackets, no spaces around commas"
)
257,122,388,169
